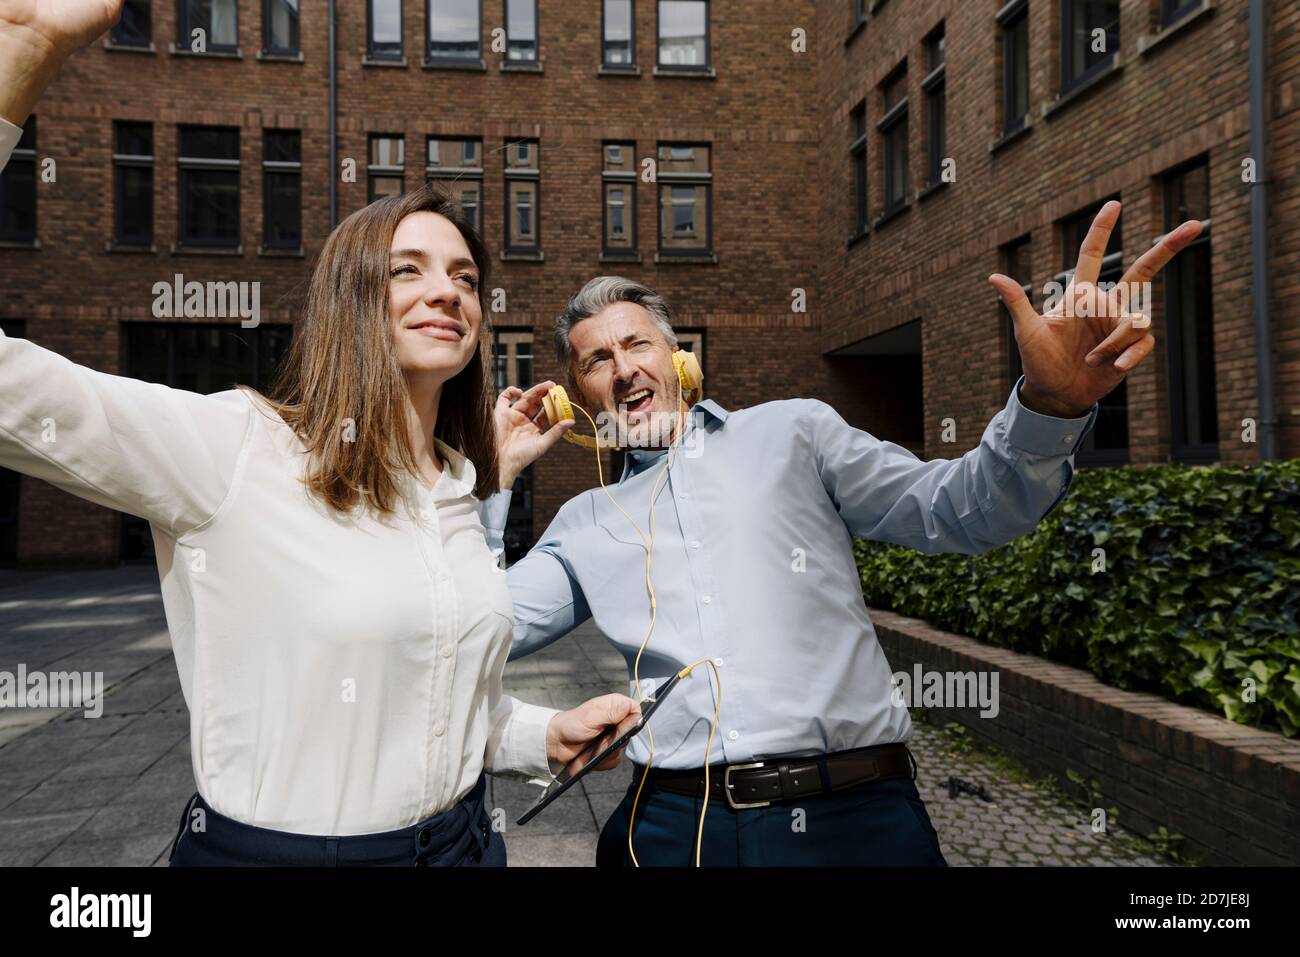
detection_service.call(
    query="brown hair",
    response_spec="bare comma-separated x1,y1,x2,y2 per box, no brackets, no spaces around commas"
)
249,182,498,513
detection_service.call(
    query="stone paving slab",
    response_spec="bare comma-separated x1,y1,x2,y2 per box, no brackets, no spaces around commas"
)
0,566,1171,867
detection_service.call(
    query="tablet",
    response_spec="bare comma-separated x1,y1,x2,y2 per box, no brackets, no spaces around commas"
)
515,671,684,826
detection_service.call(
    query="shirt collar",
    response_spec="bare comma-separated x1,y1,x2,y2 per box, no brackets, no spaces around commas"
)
619,399,730,481
401,439,477,502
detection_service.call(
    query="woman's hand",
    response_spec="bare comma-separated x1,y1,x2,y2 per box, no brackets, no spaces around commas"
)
545,694,642,776
0,0,124,124
494,381,572,492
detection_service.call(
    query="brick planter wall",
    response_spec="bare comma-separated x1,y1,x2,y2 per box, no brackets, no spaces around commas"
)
870,608,1300,866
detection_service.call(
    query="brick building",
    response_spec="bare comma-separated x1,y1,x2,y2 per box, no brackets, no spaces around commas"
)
0,0,1292,567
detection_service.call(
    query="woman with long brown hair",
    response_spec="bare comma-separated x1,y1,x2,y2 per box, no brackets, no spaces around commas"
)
0,0,638,866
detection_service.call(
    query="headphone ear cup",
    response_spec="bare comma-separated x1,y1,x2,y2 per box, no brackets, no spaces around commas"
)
674,350,703,394
544,386,574,425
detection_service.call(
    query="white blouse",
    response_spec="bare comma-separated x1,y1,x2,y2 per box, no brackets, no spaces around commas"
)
0,328,559,836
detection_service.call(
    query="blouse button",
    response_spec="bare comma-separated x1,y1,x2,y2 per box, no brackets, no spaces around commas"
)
434,724,445,737
441,646,453,659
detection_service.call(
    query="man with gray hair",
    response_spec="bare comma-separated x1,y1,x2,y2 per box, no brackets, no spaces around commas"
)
489,211,1200,865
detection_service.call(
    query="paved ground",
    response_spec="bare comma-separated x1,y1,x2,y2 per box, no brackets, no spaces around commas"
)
0,566,1167,866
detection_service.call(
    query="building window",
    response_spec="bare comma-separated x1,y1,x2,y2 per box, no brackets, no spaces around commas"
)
263,0,299,55
0,117,36,243
1161,0,1203,27
112,0,152,46
122,322,292,561
427,137,483,229
999,0,1030,134
603,0,635,68
113,122,153,247
491,329,535,560
504,139,540,253
850,101,867,236
427,0,479,62
923,25,945,188
369,0,403,59
1164,159,1217,462
1061,0,1119,93
879,66,908,217
1001,235,1032,390
1060,201,1128,465
657,0,708,70
656,143,711,257
176,0,239,52
505,0,538,63
178,126,240,247
603,142,637,255
368,135,405,202
263,130,301,249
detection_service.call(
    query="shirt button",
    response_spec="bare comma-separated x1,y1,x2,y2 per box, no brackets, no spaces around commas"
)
714,657,724,667
701,595,712,604
442,646,453,658
727,730,739,741
1062,434,1075,444
679,491,688,499
437,572,449,583
434,724,445,737
689,540,701,549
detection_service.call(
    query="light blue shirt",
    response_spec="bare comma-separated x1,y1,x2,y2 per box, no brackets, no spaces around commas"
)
484,376,1097,769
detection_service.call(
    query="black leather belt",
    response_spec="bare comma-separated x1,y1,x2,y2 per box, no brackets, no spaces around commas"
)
635,742,916,811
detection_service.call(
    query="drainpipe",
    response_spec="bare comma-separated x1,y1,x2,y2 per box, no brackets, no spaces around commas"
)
327,0,338,230
1249,0,1276,460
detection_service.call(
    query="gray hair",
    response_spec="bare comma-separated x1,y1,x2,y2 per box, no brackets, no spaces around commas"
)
554,276,678,367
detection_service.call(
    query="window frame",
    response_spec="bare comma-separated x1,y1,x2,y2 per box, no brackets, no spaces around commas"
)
177,125,242,248
1162,157,1217,463
503,137,542,255
656,0,710,72
655,141,713,258
997,0,1030,135
922,24,946,189
877,65,909,219
111,0,153,47
262,0,301,56
424,0,483,64
601,0,637,70
426,135,484,231
504,0,539,65
601,141,638,256
1060,0,1120,95
175,0,240,53
1161,0,1204,28
367,133,406,202
262,129,302,250
850,101,868,237
113,121,155,247
0,116,37,243
368,0,405,60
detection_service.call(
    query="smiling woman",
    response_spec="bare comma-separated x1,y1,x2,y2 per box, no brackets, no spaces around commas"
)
0,0,643,868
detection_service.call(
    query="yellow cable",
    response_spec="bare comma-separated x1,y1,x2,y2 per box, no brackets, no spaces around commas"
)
565,376,721,867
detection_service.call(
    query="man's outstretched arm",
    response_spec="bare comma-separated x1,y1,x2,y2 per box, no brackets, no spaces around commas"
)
815,200,1204,555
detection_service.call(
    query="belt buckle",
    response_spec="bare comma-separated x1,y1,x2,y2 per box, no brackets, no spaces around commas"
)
723,761,769,810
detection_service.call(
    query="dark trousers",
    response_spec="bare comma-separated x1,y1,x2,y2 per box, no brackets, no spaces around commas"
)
169,773,505,867
597,770,948,867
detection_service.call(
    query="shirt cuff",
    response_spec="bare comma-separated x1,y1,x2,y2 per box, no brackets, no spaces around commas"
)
1004,375,1098,457
508,699,561,785
0,117,23,176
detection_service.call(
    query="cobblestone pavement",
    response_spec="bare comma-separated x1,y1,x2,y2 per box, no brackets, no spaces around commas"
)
0,566,1169,866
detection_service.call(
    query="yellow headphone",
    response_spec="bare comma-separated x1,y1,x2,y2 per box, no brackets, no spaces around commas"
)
542,349,704,449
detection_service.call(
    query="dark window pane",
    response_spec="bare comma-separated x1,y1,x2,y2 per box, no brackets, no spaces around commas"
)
112,0,152,46
1065,0,1119,87
179,0,239,48
1004,11,1029,131
180,126,239,160
0,158,36,242
116,164,154,245
115,122,152,156
264,129,300,163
